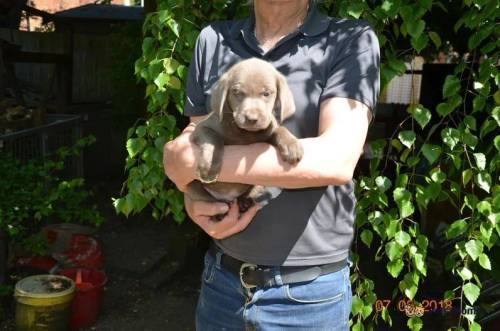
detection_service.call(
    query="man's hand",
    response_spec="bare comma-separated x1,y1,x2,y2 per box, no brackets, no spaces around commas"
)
184,195,261,239
163,124,199,192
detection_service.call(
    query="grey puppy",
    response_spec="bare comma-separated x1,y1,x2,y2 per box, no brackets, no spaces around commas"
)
186,58,303,218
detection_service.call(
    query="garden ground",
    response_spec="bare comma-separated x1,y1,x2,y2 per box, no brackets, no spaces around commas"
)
1,180,202,330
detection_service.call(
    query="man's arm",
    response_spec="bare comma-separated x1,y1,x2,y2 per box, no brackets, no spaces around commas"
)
217,97,372,188
164,97,372,191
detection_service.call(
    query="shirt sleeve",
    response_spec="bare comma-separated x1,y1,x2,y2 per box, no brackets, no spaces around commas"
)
183,29,209,117
319,22,380,114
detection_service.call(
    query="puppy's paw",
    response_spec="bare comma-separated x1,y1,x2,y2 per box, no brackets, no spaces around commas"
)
278,139,303,165
237,196,255,213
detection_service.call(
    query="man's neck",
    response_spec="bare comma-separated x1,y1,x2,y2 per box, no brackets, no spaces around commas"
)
253,0,310,52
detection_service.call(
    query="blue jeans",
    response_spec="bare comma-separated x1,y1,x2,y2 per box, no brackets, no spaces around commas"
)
196,250,353,331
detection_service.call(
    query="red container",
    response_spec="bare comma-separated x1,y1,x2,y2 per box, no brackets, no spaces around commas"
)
63,235,104,270
59,268,107,330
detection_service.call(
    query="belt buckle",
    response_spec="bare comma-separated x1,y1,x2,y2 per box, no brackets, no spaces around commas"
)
239,263,257,289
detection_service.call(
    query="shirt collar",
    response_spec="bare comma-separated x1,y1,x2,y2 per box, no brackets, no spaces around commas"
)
229,5,331,39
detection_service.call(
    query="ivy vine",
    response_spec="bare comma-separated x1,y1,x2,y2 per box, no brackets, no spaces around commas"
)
115,1,499,330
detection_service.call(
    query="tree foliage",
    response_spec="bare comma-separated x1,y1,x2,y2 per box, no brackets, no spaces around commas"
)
116,1,499,329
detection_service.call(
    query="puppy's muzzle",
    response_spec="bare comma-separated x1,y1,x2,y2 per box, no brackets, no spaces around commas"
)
236,110,269,131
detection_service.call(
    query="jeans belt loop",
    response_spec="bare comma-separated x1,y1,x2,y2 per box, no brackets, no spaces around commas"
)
273,269,284,287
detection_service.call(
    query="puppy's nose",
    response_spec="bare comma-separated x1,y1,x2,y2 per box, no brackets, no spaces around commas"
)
244,113,258,125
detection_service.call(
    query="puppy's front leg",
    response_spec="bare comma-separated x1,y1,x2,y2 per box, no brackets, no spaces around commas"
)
192,126,224,183
268,126,303,165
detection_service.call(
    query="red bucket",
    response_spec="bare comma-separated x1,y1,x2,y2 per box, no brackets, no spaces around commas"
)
58,268,107,330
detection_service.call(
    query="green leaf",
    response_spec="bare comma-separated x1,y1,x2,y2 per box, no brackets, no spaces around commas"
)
473,153,486,170
443,290,454,300
436,102,454,117
462,169,473,185
492,107,500,126
416,235,428,250
126,138,147,158
375,176,392,192
475,172,491,193
398,131,416,148
479,253,491,270
446,219,468,238
430,168,446,183
480,119,496,139
421,144,441,165
463,282,480,305
163,58,179,74
167,18,180,37
386,218,399,238
443,75,461,98
465,239,483,261
428,31,441,48
464,116,476,130
468,24,493,49
470,322,481,331
360,229,373,247
395,230,411,247
408,104,431,129
408,316,423,331
347,3,365,19
352,295,364,315
459,267,473,281
385,241,404,261
495,136,500,151
387,259,404,277
411,33,429,53
167,76,182,89
393,188,415,218
476,201,492,216
413,253,426,275
135,126,147,138
154,72,170,89
463,131,478,148
381,306,392,326
407,19,425,38
361,304,373,319
436,102,454,116
441,128,460,149
400,278,418,300
352,321,364,331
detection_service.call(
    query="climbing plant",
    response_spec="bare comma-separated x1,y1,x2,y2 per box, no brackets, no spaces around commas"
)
115,1,499,330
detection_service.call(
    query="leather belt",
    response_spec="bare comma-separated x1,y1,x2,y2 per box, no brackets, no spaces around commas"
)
208,244,348,289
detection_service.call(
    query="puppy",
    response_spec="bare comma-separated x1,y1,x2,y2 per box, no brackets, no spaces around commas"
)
186,58,303,219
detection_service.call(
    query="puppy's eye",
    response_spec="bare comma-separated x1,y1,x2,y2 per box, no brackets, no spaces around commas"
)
232,90,243,97
261,91,271,97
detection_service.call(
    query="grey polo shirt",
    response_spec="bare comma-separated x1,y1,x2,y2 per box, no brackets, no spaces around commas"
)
183,5,380,266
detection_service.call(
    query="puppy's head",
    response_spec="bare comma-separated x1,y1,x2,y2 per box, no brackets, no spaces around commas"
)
210,58,295,131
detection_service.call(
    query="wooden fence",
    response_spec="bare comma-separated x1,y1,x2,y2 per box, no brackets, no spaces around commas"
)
1,28,114,103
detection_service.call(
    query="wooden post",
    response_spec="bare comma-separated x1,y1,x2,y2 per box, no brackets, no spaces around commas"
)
0,229,7,285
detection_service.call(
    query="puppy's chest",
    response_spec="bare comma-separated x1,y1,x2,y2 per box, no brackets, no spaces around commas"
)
221,126,273,145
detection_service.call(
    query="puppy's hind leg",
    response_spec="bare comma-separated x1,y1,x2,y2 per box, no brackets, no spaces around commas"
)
185,181,229,222
185,180,219,202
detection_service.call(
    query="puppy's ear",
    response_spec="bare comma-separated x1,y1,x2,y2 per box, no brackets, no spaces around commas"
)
210,73,229,121
274,72,295,123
